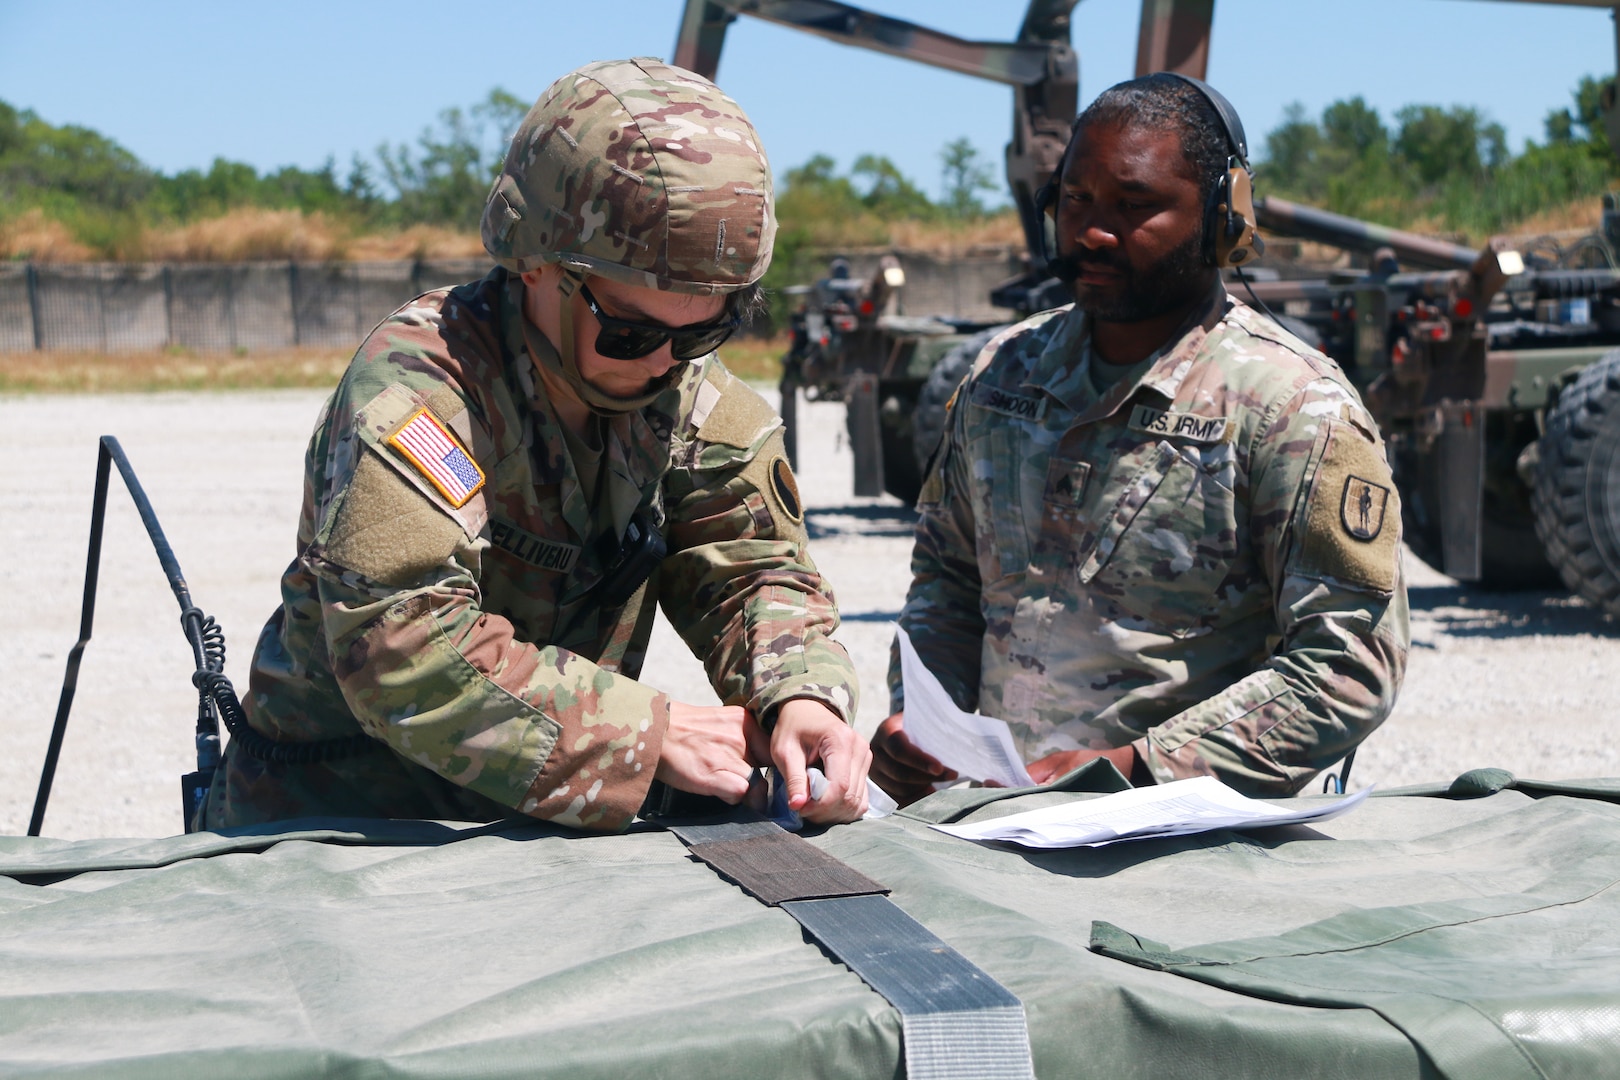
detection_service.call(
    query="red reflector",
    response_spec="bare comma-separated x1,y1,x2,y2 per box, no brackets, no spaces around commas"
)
1454,298,1474,318
859,300,875,315
1431,326,1446,340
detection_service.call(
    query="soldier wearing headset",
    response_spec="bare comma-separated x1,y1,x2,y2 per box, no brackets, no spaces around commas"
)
873,74,1410,805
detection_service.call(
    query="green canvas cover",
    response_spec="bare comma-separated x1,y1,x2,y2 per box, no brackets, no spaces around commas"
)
3,768,1619,1079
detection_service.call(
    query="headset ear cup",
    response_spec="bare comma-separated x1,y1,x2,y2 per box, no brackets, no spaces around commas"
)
1216,167,1261,268
1035,179,1056,217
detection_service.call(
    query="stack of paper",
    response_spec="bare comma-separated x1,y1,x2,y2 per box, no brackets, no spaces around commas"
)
896,627,1033,788
934,775,1371,849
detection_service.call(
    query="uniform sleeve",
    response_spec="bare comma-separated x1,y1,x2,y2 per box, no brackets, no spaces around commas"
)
891,388,987,714
306,382,667,833
658,372,859,726
1138,381,1410,795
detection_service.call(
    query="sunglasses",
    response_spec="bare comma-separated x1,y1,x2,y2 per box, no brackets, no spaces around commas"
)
579,282,741,362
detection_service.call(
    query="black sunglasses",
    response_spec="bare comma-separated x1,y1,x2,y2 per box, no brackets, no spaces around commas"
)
579,282,741,362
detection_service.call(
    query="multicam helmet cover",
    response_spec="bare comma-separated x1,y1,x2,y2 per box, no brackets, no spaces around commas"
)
482,57,776,296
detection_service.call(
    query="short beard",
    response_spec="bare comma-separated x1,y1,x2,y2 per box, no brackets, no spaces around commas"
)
1073,230,1209,323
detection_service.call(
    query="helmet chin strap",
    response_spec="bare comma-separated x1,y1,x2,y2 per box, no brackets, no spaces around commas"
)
535,271,678,416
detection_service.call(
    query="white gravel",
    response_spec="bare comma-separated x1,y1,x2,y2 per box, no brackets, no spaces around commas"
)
4,388,1617,839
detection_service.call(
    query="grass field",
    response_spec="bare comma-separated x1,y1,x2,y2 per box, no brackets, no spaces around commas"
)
0,337,788,394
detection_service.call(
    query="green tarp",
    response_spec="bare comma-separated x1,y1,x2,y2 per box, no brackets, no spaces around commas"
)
3,769,1619,1078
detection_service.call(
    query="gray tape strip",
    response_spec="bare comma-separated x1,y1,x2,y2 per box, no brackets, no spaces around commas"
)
672,820,1034,1079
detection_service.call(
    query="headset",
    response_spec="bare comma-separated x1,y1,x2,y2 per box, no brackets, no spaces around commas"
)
1036,72,1264,276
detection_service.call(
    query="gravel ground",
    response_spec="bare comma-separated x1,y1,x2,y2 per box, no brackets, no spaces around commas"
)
4,388,1617,839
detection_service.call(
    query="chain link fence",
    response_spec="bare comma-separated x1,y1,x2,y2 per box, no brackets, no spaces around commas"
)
0,251,1026,354
0,260,491,353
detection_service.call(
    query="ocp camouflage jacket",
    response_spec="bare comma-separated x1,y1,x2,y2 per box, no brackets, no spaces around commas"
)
205,268,855,831
892,286,1409,795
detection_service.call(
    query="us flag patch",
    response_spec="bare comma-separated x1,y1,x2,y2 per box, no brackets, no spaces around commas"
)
387,409,485,508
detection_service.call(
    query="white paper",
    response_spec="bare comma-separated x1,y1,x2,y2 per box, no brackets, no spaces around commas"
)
807,767,897,820
933,775,1371,849
896,627,1034,789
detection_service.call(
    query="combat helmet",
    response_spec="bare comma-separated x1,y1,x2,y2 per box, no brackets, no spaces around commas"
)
482,57,776,295
482,57,775,412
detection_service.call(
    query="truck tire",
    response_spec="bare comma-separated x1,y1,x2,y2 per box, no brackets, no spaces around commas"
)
1393,410,1560,589
912,326,1008,478
1532,347,1620,619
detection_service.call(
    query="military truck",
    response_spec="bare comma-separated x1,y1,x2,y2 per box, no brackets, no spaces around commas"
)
675,0,1081,504
679,0,1620,623
1244,195,1620,617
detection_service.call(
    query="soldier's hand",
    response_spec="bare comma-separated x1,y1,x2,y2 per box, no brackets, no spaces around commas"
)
658,701,772,803
869,712,957,807
772,698,871,824
1026,744,1139,786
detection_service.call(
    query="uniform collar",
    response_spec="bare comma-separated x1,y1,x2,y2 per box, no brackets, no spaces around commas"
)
1026,280,1231,423
498,272,684,546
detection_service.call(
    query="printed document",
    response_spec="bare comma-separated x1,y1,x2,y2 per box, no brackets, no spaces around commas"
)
896,627,1034,789
934,775,1371,849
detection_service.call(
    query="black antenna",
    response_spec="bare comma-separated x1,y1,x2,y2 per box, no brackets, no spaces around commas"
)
30,437,224,836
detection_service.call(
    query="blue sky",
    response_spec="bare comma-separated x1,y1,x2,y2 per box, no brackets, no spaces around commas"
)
0,1,1611,205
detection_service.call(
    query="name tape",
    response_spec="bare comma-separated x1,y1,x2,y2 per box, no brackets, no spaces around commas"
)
971,383,1046,422
1129,405,1228,443
489,518,580,573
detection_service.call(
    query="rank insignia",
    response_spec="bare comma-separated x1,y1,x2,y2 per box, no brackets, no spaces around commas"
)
1341,476,1390,541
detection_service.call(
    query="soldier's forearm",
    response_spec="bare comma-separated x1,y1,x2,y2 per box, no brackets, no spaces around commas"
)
324,582,667,829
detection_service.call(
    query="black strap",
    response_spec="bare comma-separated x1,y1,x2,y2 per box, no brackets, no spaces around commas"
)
672,818,1035,1080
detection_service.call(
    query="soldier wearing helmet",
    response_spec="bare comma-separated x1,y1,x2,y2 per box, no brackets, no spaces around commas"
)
202,58,870,831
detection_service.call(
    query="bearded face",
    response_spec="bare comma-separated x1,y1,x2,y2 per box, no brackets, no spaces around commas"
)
1053,121,1218,327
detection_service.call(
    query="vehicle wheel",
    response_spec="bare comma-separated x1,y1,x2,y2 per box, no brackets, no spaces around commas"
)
1532,348,1620,619
1393,409,1559,589
879,388,922,505
911,326,1008,478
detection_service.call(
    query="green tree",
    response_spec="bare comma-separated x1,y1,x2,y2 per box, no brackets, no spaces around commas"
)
376,87,527,228
1393,104,1505,185
940,137,996,219
851,153,934,218
1259,102,1321,193
0,100,153,211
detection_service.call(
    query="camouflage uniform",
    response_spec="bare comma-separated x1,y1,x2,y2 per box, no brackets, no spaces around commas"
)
204,58,856,831
892,286,1409,796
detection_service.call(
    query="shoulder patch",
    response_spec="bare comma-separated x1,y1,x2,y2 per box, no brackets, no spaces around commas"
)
1129,405,1229,443
1298,422,1400,593
318,451,465,587
387,409,486,509
769,455,803,523
1341,476,1391,541
696,375,780,450
969,381,1047,422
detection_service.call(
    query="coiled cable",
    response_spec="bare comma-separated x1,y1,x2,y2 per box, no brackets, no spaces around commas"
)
181,604,378,765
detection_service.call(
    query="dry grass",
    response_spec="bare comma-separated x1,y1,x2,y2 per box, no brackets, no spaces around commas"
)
0,209,96,262
140,209,345,262
137,209,490,263
716,334,787,384
345,225,487,261
1497,198,1604,246
886,211,1024,254
3,207,494,265
0,339,785,395
0,347,352,394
